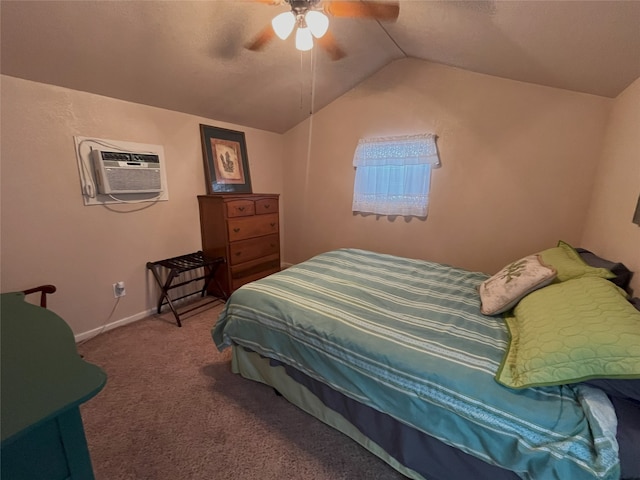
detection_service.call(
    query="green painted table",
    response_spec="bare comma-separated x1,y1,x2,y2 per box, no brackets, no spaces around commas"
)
1,292,107,480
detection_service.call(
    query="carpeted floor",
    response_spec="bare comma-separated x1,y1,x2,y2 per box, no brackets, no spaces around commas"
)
78,301,408,480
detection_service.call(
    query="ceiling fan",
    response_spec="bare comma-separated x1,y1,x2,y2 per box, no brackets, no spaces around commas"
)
246,0,400,60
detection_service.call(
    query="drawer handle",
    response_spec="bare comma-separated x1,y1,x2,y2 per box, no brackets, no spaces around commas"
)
264,204,270,209
270,222,276,227
270,244,275,248
235,252,242,256
238,206,245,212
233,228,240,233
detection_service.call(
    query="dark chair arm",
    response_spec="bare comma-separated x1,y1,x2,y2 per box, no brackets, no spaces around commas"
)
22,285,57,308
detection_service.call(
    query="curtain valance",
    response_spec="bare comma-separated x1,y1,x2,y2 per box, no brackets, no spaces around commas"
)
352,133,440,167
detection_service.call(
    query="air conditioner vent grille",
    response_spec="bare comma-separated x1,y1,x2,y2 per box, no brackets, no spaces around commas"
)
91,149,163,194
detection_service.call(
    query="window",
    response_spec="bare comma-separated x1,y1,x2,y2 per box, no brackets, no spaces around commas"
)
352,133,440,217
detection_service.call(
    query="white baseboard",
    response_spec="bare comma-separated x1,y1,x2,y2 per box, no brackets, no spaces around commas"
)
75,308,153,343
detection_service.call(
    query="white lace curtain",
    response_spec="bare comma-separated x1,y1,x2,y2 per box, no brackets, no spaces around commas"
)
352,133,440,217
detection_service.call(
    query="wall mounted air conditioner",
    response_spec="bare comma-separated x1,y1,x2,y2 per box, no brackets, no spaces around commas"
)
91,150,163,194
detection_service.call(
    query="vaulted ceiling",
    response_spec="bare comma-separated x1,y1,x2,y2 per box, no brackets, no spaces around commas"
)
2,1,640,133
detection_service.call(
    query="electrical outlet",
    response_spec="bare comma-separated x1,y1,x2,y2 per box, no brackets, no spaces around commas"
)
113,281,126,298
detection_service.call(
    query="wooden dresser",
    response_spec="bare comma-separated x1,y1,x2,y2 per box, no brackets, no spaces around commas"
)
198,194,280,297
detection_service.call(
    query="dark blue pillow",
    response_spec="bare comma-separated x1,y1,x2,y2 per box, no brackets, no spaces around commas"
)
584,378,640,404
576,248,634,294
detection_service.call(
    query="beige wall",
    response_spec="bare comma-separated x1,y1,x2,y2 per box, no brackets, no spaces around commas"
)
581,77,640,295
2,60,636,338
282,58,613,274
0,75,284,337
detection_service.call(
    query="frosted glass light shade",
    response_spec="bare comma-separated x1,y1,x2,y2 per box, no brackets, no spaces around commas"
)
295,27,313,51
305,10,329,38
272,11,296,40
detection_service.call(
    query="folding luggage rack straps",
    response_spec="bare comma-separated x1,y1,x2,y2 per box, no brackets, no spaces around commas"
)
146,251,226,327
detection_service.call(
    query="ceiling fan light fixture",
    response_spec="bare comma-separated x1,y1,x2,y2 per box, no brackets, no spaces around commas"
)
305,10,329,38
295,26,314,51
272,11,296,40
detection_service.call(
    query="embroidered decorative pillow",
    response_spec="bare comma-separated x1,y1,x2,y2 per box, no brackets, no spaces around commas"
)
479,255,557,315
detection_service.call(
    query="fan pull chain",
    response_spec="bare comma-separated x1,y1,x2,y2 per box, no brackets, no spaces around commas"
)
309,45,317,115
300,51,305,111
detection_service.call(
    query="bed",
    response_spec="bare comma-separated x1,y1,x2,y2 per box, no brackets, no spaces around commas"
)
213,246,640,480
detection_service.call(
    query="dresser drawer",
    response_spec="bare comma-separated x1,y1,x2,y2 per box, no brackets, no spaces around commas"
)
255,198,278,215
229,234,279,266
227,213,279,242
230,254,281,290
226,200,255,218
232,267,280,290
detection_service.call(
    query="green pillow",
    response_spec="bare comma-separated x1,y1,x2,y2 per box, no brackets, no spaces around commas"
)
496,276,640,389
539,240,615,283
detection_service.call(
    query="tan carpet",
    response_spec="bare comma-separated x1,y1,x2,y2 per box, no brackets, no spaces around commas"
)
78,301,407,480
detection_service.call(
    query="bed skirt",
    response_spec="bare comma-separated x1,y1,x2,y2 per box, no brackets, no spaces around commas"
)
231,346,519,480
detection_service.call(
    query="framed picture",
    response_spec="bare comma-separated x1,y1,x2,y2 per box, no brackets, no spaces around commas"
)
200,124,252,194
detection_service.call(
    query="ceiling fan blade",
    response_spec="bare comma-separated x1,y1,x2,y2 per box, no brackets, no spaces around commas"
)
245,24,276,51
317,31,346,61
324,1,400,21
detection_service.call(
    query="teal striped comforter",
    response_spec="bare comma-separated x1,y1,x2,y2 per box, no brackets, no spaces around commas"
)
213,249,619,480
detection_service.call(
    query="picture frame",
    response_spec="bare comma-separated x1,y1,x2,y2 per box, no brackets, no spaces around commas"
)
200,124,252,194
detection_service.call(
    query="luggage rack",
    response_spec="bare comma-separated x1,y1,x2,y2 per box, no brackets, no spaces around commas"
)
146,251,226,327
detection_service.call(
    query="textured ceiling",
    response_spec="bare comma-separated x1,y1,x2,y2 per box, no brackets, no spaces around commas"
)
2,1,640,133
